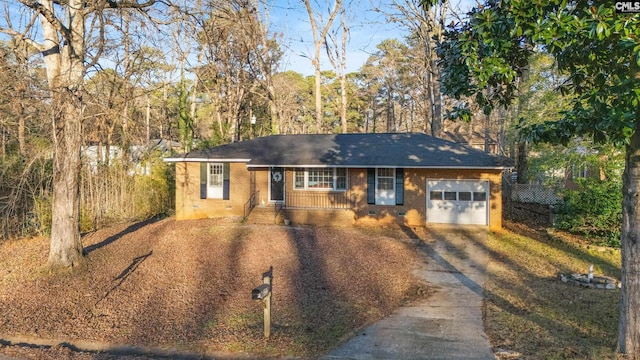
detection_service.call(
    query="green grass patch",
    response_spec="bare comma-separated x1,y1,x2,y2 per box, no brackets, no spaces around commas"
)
485,224,621,359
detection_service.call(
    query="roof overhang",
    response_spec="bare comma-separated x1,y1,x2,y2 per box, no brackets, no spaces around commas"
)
163,158,251,163
247,164,511,170
163,158,511,170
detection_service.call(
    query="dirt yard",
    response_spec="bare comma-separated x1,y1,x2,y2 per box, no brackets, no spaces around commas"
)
0,217,428,359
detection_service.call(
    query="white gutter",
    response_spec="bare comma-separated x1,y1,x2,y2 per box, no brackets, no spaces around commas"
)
246,164,512,170
164,158,512,170
163,158,251,163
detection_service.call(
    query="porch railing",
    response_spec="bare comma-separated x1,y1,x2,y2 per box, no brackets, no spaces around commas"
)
285,191,352,209
243,191,258,219
275,201,284,222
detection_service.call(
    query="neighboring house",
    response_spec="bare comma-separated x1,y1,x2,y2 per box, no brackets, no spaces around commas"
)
82,139,180,175
442,129,500,154
164,133,514,230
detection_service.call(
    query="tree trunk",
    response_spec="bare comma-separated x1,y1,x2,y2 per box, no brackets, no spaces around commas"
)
431,0,447,138
146,94,151,144
516,141,528,184
430,63,443,137
40,0,86,269
122,11,130,141
386,89,393,132
425,44,435,135
269,93,279,135
339,9,348,134
252,0,280,135
48,89,84,269
303,0,341,134
314,60,323,133
484,111,490,153
1,125,5,160
618,124,640,357
340,72,348,133
18,104,25,157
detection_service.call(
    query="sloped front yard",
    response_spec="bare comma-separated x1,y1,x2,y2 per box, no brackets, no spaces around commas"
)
0,218,426,359
485,221,622,359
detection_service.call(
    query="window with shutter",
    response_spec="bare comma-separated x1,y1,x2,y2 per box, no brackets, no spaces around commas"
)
200,163,227,199
395,169,404,205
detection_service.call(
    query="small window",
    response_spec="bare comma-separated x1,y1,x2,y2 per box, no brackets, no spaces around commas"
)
430,191,443,200
336,168,347,190
377,168,394,190
444,191,457,201
473,192,487,201
375,168,396,205
209,164,223,186
459,192,472,201
377,178,394,190
294,169,305,189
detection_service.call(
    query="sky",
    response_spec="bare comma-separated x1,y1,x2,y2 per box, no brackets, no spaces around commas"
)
265,0,474,76
0,0,473,79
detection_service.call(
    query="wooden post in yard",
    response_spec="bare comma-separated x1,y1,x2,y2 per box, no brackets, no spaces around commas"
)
252,267,273,338
263,270,271,338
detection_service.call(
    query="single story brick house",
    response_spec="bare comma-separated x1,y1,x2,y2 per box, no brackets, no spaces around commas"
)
164,133,514,230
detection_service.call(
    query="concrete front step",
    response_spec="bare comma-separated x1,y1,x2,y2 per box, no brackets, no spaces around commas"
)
245,206,284,224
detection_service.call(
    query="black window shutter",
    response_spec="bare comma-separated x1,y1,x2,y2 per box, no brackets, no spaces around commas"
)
223,163,230,200
200,163,207,199
367,168,375,204
395,168,404,206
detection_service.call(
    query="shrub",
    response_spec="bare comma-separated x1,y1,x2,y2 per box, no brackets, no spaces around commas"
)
79,153,175,228
554,178,622,247
31,194,53,236
132,157,175,220
1,154,53,239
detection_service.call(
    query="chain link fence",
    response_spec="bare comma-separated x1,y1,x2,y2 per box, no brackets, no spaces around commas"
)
503,175,562,227
510,184,562,205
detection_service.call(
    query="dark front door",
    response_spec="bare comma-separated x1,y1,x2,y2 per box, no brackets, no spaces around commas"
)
270,167,284,202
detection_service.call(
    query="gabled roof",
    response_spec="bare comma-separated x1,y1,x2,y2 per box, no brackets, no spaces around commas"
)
164,133,514,169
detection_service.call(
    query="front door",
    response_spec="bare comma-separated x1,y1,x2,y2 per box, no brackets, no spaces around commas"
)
270,167,285,202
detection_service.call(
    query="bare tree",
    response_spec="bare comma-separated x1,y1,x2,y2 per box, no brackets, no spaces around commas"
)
303,0,342,133
383,0,449,137
361,39,411,133
247,0,283,135
194,0,280,143
0,0,165,269
270,71,312,134
0,38,51,239
325,1,352,133
197,1,251,142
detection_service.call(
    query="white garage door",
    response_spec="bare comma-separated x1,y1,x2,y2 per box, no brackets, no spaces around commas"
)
427,180,489,225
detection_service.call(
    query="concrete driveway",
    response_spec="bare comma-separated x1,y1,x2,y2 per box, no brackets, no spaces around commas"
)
324,226,496,360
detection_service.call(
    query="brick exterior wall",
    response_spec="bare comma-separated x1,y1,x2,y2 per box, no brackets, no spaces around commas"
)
174,163,504,230
346,168,503,230
175,162,253,220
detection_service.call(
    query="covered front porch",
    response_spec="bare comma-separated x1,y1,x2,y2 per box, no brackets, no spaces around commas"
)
244,202,355,227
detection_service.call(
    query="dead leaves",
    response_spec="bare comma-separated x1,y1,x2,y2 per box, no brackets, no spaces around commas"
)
0,219,426,358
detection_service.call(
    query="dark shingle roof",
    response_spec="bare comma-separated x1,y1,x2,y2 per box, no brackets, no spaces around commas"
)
165,133,514,169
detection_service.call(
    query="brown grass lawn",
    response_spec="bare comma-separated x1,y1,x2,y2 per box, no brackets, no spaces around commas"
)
486,221,622,359
0,218,426,359
0,217,626,360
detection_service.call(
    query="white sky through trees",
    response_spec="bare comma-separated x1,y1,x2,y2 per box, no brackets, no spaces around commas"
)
0,0,472,78
268,0,473,75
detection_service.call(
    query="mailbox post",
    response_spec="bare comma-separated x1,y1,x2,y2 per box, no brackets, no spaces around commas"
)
252,266,273,338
